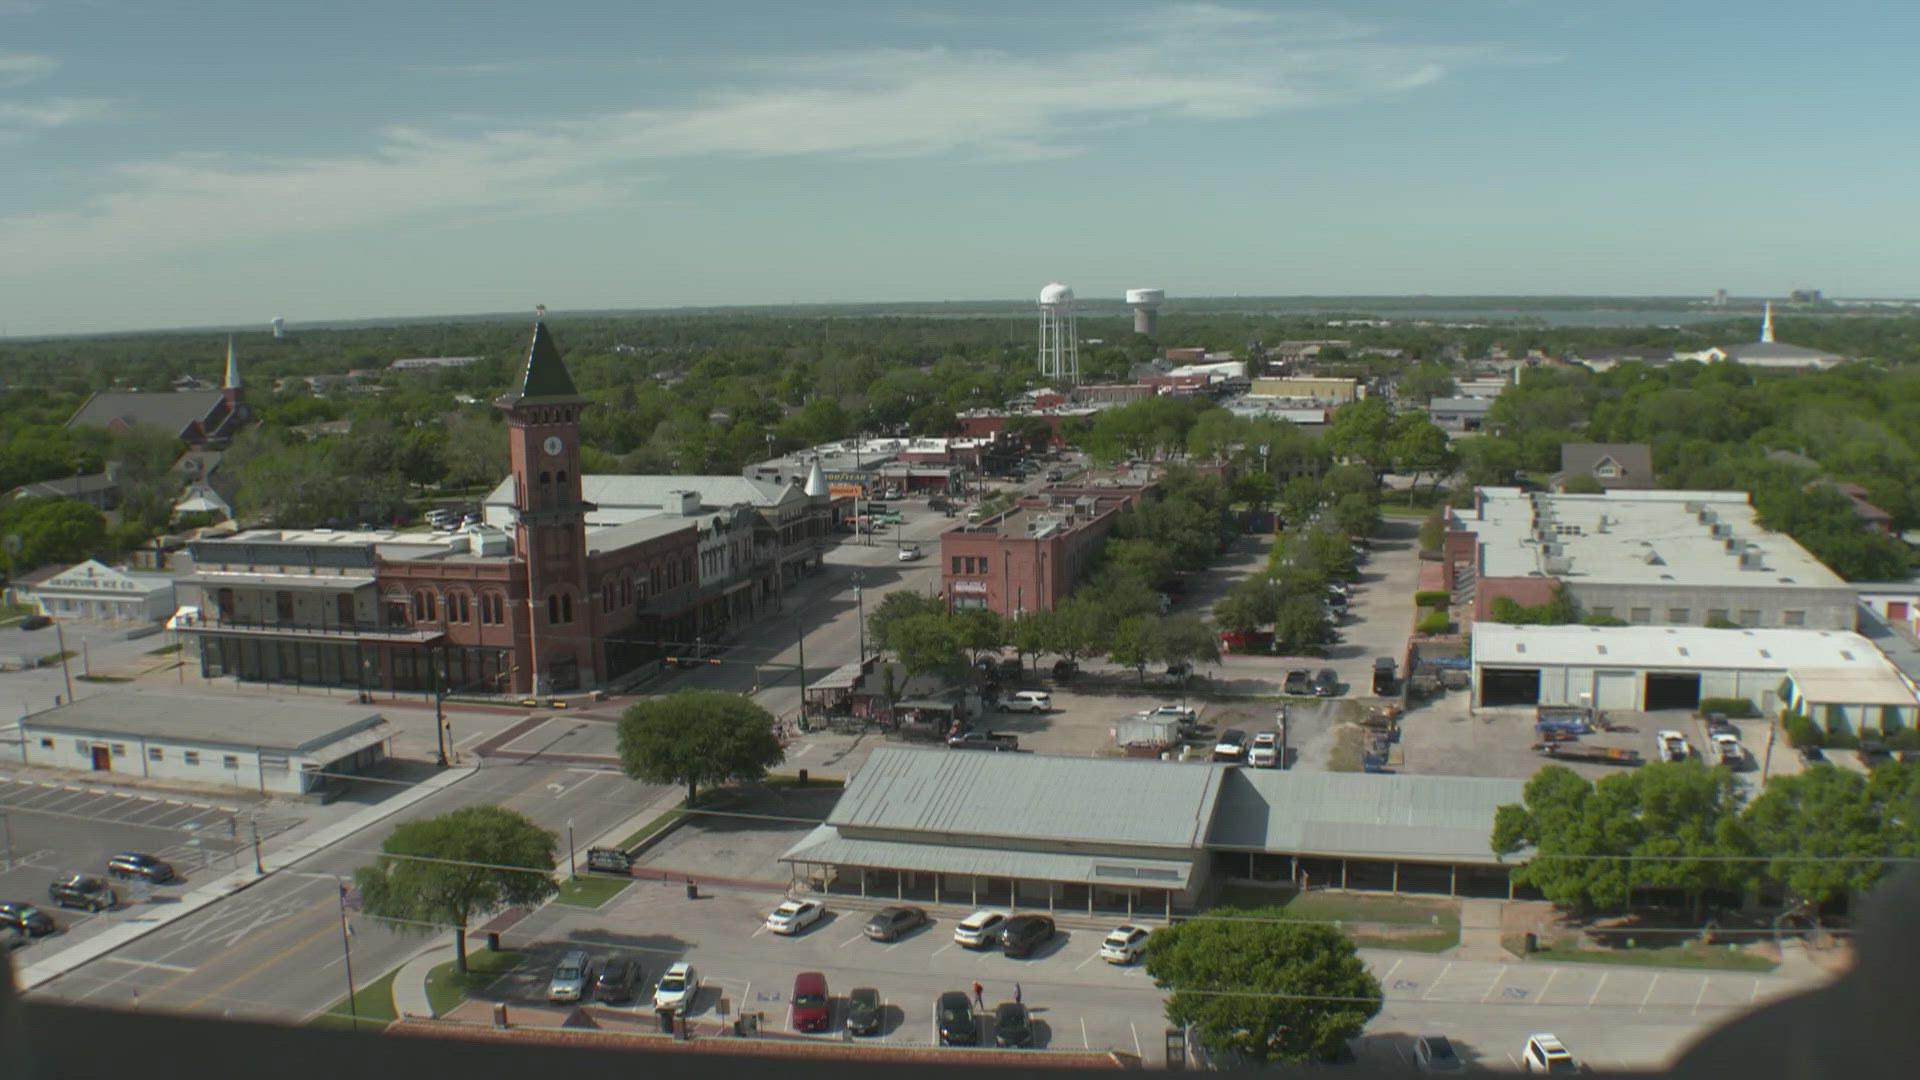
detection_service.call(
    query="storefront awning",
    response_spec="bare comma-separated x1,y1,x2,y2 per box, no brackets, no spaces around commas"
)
780,825,1194,890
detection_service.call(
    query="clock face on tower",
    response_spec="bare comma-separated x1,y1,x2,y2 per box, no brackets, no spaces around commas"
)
543,435,564,458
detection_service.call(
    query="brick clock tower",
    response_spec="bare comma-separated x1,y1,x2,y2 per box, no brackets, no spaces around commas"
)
496,312,597,694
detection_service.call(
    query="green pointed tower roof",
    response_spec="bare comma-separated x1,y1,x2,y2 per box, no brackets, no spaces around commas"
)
497,315,583,408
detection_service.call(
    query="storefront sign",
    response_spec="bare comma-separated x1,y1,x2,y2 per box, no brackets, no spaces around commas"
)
952,580,988,595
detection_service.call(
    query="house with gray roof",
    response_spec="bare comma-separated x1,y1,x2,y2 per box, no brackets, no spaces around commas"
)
1557,443,1656,491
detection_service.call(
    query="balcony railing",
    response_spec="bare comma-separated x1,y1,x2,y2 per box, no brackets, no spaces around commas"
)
171,612,444,643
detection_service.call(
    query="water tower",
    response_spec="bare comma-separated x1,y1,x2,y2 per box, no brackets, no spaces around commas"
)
1038,282,1079,386
1125,288,1163,336
270,316,285,339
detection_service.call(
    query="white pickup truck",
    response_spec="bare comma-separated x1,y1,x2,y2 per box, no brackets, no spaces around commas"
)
1656,729,1691,763
1712,733,1745,768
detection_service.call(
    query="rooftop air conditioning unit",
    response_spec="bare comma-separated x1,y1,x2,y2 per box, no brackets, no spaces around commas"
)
1712,523,1732,539
1740,550,1765,570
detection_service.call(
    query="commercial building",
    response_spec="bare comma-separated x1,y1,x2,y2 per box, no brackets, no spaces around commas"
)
16,559,176,624
173,319,821,696
18,688,394,796
1471,624,1920,731
1426,397,1494,433
779,748,1523,916
1447,488,1855,631
940,480,1151,616
1247,376,1362,405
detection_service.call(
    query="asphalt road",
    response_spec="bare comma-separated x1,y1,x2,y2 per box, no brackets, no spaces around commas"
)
30,759,672,1021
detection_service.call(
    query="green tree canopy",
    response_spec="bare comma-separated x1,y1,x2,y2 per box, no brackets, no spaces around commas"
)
618,690,784,807
891,613,967,678
352,805,557,974
866,590,946,657
1147,911,1383,1065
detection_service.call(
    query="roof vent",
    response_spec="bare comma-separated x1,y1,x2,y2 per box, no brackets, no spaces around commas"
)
1596,645,1608,655
1678,647,1690,657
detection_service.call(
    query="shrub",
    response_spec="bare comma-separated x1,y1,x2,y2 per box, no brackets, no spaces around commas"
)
1884,727,1920,752
1704,615,1740,629
1824,728,1859,751
1418,511,1445,552
1414,590,1451,608
1415,610,1452,636
1579,613,1627,627
1698,697,1759,719
1782,712,1820,748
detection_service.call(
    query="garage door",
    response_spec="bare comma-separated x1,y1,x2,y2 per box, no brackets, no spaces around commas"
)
1479,667,1541,707
1594,670,1638,711
1644,672,1701,712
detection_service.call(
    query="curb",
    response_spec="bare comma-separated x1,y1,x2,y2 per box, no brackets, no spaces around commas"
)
19,763,478,991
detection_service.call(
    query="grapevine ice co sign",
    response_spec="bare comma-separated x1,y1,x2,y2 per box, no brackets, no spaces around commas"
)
952,580,988,595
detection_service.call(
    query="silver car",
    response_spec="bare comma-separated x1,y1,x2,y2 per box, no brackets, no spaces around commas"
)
547,948,591,1003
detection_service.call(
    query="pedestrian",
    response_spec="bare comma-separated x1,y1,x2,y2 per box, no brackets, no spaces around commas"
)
1014,982,1022,1005
973,981,983,1008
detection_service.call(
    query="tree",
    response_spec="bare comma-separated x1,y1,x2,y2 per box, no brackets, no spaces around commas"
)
1108,615,1155,682
0,496,108,569
1453,435,1523,487
1152,614,1222,669
1009,612,1049,673
618,690,785,807
867,590,946,657
1147,910,1383,1065
1045,597,1110,665
1742,765,1897,908
892,613,966,679
352,806,557,974
1561,473,1604,494
952,608,1008,665
1396,362,1457,406
1388,412,1456,501
1322,397,1394,480
1271,595,1333,651
441,413,509,489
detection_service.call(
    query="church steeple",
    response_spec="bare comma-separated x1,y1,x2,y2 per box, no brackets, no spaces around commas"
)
1761,302,1775,344
224,336,243,390
495,306,583,408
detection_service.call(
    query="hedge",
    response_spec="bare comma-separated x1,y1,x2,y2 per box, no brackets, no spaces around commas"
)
1414,590,1451,608
1698,697,1759,718
1415,610,1452,636
1782,712,1820,748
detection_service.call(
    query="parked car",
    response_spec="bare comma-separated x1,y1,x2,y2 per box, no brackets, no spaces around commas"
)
1099,924,1150,964
0,902,56,937
652,961,699,1012
948,730,1018,751
1521,1033,1578,1073
1372,656,1397,695
897,544,921,561
791,971,831,1032
1211,728,1248,762
952,909,1008,949
47,874,115,912
546,949,591,1003
0,924,19,951
846,986,883,1036
937,990,977,1045
1002,690,1051,713
994,1001,1034,1047
106,852,175,884
1313,668,1340,697
863,905,927,942
1712,733,1745,768
1000,914,1056,958
1414,1034,1465,1073
1283,669,1313,695
593,956,640,1003
764,898,826,935
1656,729,1690,763
1248,731,1280,768
19,614,52,631
1799,745,1825,765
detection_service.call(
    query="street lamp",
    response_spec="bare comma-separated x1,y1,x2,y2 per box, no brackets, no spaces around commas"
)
852,571,865,661
433,649,450,768
567,818,577,880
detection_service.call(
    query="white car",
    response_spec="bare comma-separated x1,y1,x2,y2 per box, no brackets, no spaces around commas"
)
1002,690,1051,713
1142,704,1197,723
897,544,921,562
952,909,1009,949
1712,733,1745,768
1248,731,1280,768
1656,729,1690,763
653,961,699,1012
764,898,826,934
1099,924,1150,964
1521,1033,1578,1073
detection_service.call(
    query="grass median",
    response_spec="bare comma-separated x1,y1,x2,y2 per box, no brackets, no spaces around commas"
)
1214,886,1462,952
424,948,526,1017
309,966,402,1028
557,875,632,908
1506,936,1778,972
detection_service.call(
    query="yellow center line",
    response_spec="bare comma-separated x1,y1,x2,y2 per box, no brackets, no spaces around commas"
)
180,915,346,1012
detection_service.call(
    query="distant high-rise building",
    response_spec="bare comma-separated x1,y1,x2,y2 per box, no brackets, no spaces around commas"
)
1790,288,1824,304
1038,283,1079,386
1712,289,1728,307
1125,288,1164,336
271,316,285,339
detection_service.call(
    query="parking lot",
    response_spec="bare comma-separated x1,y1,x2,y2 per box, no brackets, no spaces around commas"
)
0,773,301,956
478,880,1807,1071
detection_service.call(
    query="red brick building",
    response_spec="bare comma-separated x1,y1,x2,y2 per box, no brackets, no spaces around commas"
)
940,482,1153,616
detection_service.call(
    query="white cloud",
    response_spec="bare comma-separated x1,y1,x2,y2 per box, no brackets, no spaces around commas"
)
0,51,56,87
1,4,1526,270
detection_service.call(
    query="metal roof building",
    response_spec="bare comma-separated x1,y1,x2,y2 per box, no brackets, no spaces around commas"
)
781,748,1517,918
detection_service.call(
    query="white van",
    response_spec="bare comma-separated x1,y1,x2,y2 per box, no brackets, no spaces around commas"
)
1002,691,1051,714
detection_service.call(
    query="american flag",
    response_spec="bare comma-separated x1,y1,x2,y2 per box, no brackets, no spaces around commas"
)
340,884,363,913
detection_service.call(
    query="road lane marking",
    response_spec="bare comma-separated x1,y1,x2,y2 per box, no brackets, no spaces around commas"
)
181,919,342,1012
1691,976,1710,1014
101,957,196,974
1534,967,1556,1004
1131,1021,1142,1059
1588,972,1609,1006
1639,973,1660,1011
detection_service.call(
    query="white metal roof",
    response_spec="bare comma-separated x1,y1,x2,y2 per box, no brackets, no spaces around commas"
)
1473,624,1888,673
1787,665,1919,706
1206,770,1522,864
781,825,1195,889
21,687,391,754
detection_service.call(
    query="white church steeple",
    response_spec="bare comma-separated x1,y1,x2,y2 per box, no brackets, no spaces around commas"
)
224,335,243,389
1760,302,1775,344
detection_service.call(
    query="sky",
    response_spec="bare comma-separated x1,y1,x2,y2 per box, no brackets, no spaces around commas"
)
3,0,1917,337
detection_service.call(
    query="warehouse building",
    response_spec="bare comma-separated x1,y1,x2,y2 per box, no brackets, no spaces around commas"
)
779,748,1522,917
1471,624,1919,731
1448,488,1855,631
18,687,394,796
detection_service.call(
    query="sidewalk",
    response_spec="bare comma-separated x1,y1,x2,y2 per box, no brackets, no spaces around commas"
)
18,763,478,990
392,941,456,1019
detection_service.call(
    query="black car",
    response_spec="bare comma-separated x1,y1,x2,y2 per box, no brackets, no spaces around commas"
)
19,614,52,631
1000,914,1056,958
1313,668,1340,697
48,874,115,912
0,901,57,937
1283,670,1313,695
994,1001,1034,1048
106,852,175,884
1800,745,1826,765
846,986,882,1036
593,956,640,1003
937,990,977,1045
863,904,928,942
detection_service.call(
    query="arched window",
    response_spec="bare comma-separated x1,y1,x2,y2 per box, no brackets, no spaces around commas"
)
548,594,560,625
561,593,573,623
413,591,436,622
446,592,469,623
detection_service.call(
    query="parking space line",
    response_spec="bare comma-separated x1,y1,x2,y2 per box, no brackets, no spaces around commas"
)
1480,974,1506,1003
1588,972,1609,1006
1691,976,1710,1014
930,1000,938,1046
840,932,866,949
1380,956,1403,984
1749,980,1761,1003
1073,951,1100,971
1418,962,1454,1000
1080,1017,1090,1049
1534,967,1556,1004
1131,1021,1141,1059
931,942,953,959
1639,974,1660,1011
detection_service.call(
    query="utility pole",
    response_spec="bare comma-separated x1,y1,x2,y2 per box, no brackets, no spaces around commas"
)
433,648,449,768
336,882,359,1031
251,816,264,874
2,810,14,871
54,623,74,704
853,571,865,661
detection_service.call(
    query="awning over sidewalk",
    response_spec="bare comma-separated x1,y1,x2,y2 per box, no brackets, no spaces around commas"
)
780,825,1194,890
